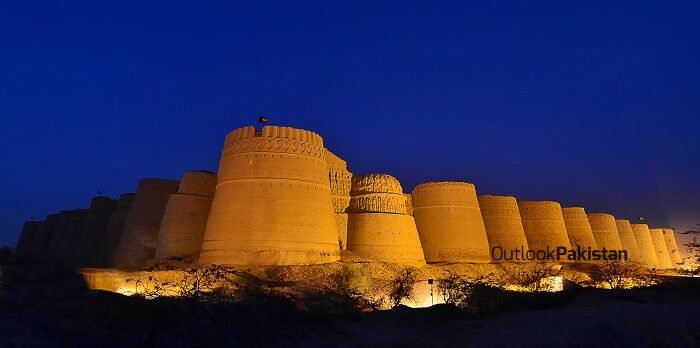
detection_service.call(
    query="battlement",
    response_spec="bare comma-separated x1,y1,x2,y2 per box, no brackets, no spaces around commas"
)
351,174,403,195
225,125,324,147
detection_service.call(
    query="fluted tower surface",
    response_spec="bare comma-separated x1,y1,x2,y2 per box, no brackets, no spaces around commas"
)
47,211,74,259
478,195,529,261
155,171,217,260
630,223,659,268
200,125,340,265
100,193,134,267
615,220,641,262
561,207,597,251
79,196,116,265
412,182,491,263
649,228,673,269
16,221,39,254
56,209,89,262
346,174,425,266
327,149,353,250
112,178,179,269
517,201,571,252
662,228,682,265
30,214,59,257
587,214,623,251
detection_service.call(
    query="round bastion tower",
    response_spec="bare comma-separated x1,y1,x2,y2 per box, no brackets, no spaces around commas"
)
412,182,491,263
199,125,340,265
346,174,426,266
630,223,659,268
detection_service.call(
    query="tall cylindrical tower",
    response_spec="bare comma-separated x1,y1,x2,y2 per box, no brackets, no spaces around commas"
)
630,223,658,268
518,201,571,252
412,182,491,263
615,220,641,262
478,195,529,261
47,210,74,259
346,174,425,266
662,228,682,266
561,207,597,251
56,209,89,262
587,214,623,251
79,196,117,265
649,228,673,269
100,193,134,267
155,171,217,260
112,178,180,269
15,221,39,255
404,194,414,216
30,214,58,257
199,125,340,265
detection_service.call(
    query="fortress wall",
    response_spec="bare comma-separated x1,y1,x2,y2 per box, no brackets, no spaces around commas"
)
649,228,673,269
30,214,59,257
100,194,134,268
587,213,623,250
199,125,340,265
405,194,414,216
478,195,529,261
56,209,90,262
412,182,490,263
346,174,425,265
630,223,659,268
79,196,117,266
16,221,39,254
47,211,75,259
112,179,180,269
327,150,352,249
615,220,641,262
155,171,217,260
561,207,597,251
517,201,571,251
663,228,682,265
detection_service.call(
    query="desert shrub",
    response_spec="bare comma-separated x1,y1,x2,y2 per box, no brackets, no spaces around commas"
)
436,273,499,314
681,237,700,277
503,262,561,292
386,267,418,308
589,261,661,289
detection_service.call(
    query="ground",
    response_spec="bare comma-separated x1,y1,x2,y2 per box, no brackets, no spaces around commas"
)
1,263,699,347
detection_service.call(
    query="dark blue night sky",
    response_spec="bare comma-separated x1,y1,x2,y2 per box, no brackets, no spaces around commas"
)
1,1,699,247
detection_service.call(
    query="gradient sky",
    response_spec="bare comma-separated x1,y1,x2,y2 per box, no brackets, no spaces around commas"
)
1,1,699,247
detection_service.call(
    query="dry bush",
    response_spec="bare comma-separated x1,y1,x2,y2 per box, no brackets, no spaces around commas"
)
589,261,661,289
680,237,700,277
502,262,561,292
386,267,418,308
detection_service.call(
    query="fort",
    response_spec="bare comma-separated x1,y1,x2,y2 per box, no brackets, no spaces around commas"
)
14,124,689,291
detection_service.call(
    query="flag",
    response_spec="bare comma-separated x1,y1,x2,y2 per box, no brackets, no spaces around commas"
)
259,116,269,123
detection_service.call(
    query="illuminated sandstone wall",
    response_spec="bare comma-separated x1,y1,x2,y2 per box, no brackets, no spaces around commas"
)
327,150,352,249
649,228,673,269
662,228,682,265
518,201,571,252
587,213,623,250
15,221,39,254
79,196,117,265
199,125,340,265
47,211,74,259
561,207,597,251
412,182,490,263
405,194,414,216
100,194,134,267
112,178,179,269
30,214,58,257
630,223,659,268
346,174,425,265
56,209,89,262
478,195,529,261
615,220,641,262
155,171,217,260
